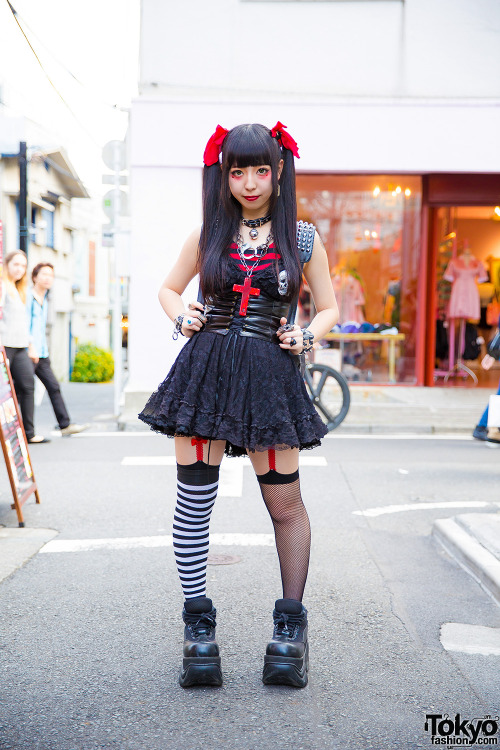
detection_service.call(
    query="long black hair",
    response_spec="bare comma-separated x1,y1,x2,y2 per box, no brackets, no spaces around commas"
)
199,123,301,301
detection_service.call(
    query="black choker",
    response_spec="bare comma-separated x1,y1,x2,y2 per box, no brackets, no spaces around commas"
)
241,214,272,240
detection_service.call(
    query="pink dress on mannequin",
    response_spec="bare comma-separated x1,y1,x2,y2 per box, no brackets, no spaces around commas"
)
444,256,488,320
332,273,365,324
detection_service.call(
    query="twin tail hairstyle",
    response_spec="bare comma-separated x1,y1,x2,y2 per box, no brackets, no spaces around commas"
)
198,123,303,302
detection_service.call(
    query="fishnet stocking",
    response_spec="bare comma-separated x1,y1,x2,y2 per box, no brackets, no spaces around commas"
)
257,471,310,601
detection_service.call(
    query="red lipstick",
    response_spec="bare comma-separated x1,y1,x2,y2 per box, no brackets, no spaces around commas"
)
244,196,259,201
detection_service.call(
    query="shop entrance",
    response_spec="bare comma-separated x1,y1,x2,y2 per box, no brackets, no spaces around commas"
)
429,205,500,388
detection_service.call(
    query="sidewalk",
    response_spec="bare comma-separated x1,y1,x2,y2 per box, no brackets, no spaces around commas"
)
336,384,492,434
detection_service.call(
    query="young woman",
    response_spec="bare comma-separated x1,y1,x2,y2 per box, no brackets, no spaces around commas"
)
0,251,48,444
139,123,339,688
28,263,88,437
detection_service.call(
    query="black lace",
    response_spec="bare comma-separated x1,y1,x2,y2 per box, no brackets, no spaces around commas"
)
185,612,216,638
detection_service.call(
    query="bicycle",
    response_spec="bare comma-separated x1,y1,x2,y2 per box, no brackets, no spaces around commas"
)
304,361,351,431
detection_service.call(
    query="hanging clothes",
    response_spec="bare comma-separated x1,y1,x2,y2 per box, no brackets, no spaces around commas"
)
332,273,365,324
443,256,488,320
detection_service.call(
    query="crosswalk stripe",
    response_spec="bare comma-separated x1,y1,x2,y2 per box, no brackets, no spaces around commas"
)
354,501,500,517
120,456,328,466
440,623,500,656
120,455,327,498
40,533,275,554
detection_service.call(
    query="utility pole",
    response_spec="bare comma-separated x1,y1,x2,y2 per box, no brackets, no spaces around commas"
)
18,141,28,256
112,141,122,419
102,139,127,419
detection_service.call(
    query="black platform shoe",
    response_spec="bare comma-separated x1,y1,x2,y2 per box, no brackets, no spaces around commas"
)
262,598,309,688
179,597,222,688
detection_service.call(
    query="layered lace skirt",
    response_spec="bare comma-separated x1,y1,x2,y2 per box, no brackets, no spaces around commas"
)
138,329,328,457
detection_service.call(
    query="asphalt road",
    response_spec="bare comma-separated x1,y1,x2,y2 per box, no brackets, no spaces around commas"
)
0,390,499,750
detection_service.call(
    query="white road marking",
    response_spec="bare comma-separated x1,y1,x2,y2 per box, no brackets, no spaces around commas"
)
218,461,243,497
354,501,500,517
122,456,176,465
120,455,327,498
40,533,275,554
54,431,160,438
121,456,327,466
440,623,500,656
325,433,473,440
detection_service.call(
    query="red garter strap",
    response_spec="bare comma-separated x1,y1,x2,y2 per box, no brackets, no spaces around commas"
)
268,448,276,471
191,437,208,461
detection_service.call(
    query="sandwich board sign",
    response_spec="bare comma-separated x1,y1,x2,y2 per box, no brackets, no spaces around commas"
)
0,347,40,526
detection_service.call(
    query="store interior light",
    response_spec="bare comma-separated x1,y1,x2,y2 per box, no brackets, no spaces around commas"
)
371,231,378,238
364,230,370,237
405,188,411,197
495,206,500,217
395,186,402,194
373,186,380,197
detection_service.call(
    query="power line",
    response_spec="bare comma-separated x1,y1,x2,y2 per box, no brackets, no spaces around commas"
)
6,1,125,112
4,0,108,148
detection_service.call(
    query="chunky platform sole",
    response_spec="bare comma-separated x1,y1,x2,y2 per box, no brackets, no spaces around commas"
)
262,643,309,688
179,656,223,688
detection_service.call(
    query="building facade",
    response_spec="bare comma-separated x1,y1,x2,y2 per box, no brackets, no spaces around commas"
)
0,116,111,380
127,0,500,411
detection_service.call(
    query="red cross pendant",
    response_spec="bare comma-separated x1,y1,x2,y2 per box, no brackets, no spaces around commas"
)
232,276,260,316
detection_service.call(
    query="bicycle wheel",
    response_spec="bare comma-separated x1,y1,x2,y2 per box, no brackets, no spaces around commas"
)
304,364,350,431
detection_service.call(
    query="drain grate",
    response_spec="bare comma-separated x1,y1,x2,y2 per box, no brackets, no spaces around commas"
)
207,554,242,566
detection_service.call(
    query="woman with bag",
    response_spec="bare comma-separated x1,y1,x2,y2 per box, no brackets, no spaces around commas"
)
0,251,49,444
139,123,338,688
472,314,500,444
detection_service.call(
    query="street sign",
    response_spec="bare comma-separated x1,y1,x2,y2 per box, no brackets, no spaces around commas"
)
102,175,128,185
102,227,114,247
102,140,126,172
102,189,129,220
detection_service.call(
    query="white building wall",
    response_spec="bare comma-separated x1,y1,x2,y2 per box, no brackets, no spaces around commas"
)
126,0,500,407
139,0,500,99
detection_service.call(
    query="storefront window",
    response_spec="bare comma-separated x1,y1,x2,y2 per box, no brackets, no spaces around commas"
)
433,205,500,388
296,174,422,384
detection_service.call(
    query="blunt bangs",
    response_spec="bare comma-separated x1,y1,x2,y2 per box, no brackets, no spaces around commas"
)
222,124,279,169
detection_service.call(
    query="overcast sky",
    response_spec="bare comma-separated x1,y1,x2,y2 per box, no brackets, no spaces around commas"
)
0,0,140,195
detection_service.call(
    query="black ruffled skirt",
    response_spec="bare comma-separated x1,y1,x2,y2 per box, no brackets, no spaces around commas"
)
138,329,328,457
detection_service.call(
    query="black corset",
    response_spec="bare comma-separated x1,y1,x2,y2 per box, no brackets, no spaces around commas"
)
203,290,290,343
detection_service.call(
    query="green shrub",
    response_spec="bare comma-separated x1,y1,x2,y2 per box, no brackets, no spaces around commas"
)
71,344,114,383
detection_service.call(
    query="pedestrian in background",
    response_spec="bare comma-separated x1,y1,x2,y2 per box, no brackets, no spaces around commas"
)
473,313,500,444
0,251,48,443
139,123,339,688
27,262,88,437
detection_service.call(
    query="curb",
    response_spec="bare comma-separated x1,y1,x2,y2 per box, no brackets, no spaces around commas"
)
433,517,500,606
0,528,59,585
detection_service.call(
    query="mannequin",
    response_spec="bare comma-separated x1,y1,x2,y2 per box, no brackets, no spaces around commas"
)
444,245,488,320
331,266,365,324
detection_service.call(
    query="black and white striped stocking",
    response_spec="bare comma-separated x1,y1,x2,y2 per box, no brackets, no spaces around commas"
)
173,461,219,600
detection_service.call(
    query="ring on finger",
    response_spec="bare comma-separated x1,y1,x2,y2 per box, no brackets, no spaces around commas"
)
186,318,192,325
290,338,297,347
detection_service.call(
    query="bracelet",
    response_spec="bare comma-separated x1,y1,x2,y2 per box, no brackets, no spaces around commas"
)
300,328,314,353
172,314,186,341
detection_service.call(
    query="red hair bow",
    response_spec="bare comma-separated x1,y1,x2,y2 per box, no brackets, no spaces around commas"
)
271,121,300,159
203,124,229,166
